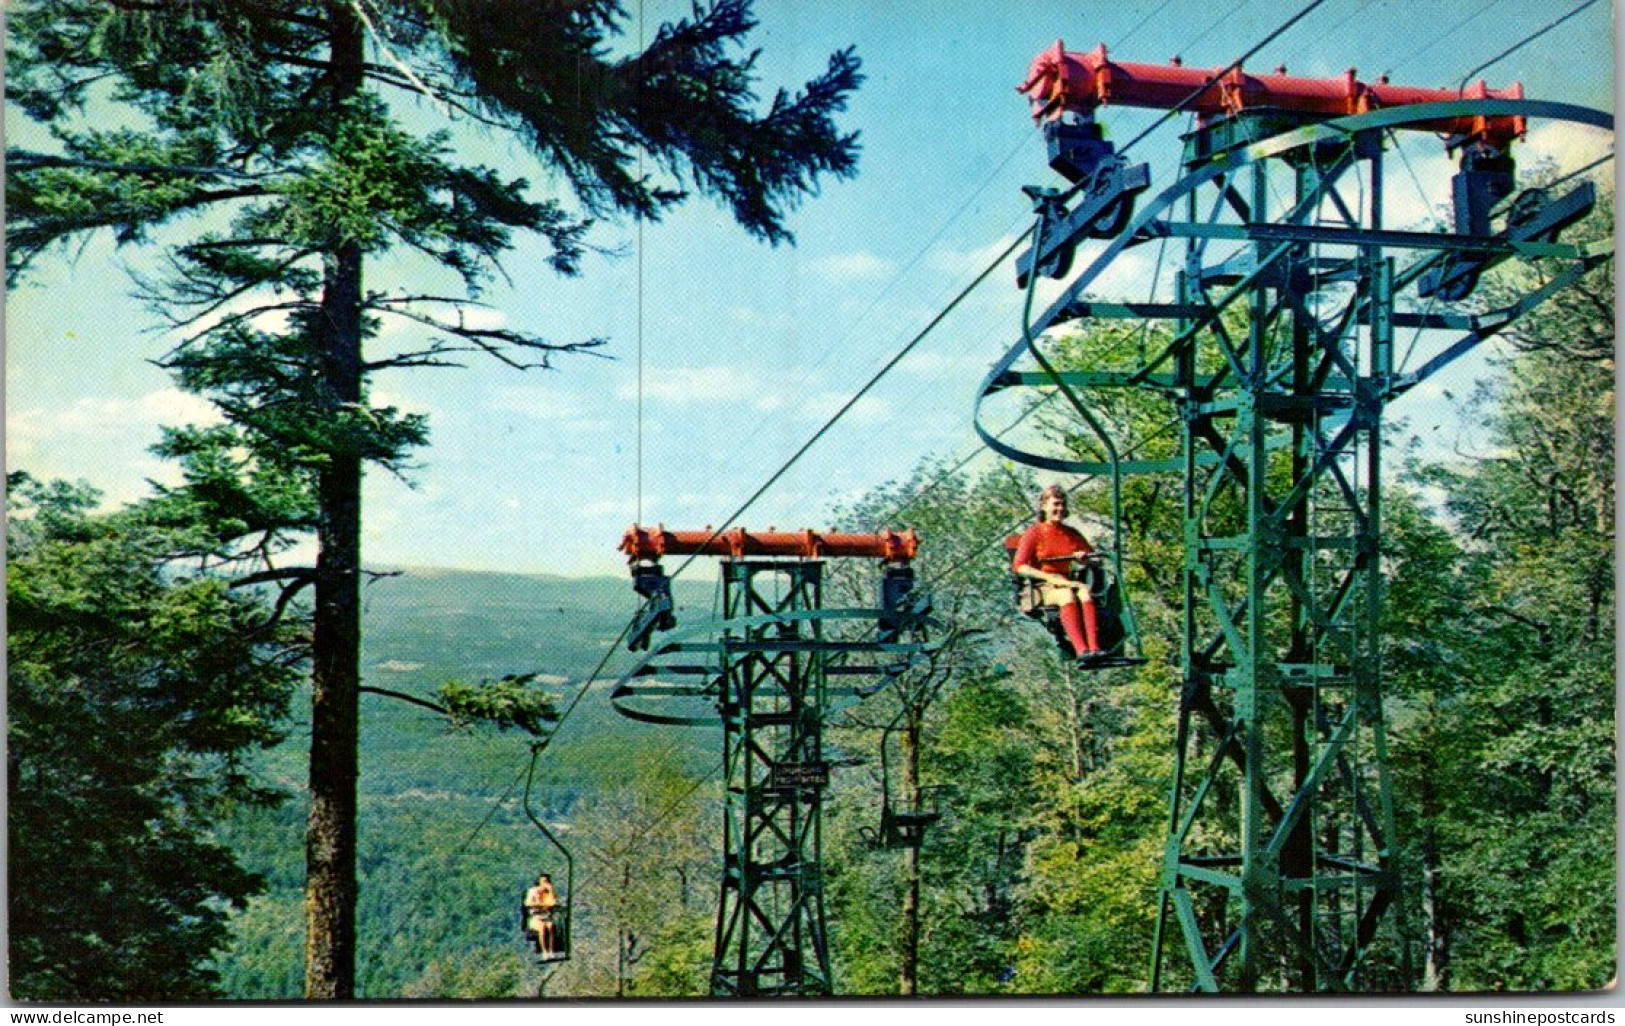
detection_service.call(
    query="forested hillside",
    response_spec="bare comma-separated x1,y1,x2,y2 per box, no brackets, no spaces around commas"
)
5,0,1610,996
209,260,1616,998
15,298,1614,997
208,568,718,997
15,236,1612,996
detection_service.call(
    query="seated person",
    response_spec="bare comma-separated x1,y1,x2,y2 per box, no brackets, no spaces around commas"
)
1011,484,1102,664
524,872,560,957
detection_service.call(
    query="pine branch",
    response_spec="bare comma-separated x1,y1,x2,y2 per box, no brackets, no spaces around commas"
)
230,566,317,588
362,67,508,126
6,150,266,180
376,306,611,369
360,685,451,717
143,254,318,336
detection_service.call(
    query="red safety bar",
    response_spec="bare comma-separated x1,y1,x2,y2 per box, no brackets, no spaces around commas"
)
620,525,919,562
1018,41,1524,149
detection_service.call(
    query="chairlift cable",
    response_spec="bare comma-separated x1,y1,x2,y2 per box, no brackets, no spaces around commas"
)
789,2,1583,655
630,0,1343,594
919,416,1189,595
1114,0,1181,50
558,2,1613,898
1454,0,1602,95
448,757,532,862
587,758,727,867
877,153,1182,531
757,0,1222,448
1380,0,1510,80
636,0,646,526
1116,0,1335,156
444,1,1608,973
1167,0,1250,73
738,125,1041,444
854,0,1436,536
661,230,1032,588
521,741,574,962
1014,212,1144,653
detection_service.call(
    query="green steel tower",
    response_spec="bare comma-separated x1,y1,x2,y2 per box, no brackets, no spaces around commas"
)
614,527,930,997
981,44,1611,992
1150,118,1403,992
710,558,833,996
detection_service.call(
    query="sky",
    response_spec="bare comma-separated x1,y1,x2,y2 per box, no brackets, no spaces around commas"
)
5,0,1616,579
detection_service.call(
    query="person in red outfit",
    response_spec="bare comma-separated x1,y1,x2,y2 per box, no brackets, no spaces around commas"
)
1011,484,1103,664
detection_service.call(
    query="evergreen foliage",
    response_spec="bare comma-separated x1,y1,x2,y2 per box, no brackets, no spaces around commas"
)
5,5,1610,996
7,0,862,997
7,473,300,1001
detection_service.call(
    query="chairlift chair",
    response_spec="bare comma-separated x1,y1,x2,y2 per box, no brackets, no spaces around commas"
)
867,716,945,850
1004,535,1144,670
521,745,574,964
878,785,945,849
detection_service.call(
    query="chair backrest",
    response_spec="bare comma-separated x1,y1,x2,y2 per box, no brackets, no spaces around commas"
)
1003,536,1043,618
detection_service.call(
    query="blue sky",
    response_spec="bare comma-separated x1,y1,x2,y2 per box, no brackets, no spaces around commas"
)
6,0,1615,577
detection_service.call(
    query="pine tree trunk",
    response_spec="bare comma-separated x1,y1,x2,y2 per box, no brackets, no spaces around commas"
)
304,246,365,999
304,4,366,1000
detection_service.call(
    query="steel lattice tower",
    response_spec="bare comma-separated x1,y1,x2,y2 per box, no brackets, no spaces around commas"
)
710,558,833,996
981,48,1609,989
1139,105,1606,989
614,527,930,997
1148,118,1401,992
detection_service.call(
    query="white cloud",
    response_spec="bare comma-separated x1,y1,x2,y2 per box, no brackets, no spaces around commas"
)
154,291,295,345
797,391,893,426
487,385,587,418
620,365,755,405
581,498,635,518
894,351,964,380
485,384,616,433
811,250,896,284
137,387,224,426
386,299,509,332
611,360,894,429
672,494,737,513
6,391,221,509
1086,246,1159,299
593,490,745,523
1380,144,1455,230
928,234,1025,278
8,388,222,463
1522,120,1612,178
369,386,431,416
369,296,511,349
451,305,509,331
722,305,798,331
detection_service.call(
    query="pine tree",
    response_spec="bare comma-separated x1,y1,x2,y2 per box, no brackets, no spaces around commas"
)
8,0,861,997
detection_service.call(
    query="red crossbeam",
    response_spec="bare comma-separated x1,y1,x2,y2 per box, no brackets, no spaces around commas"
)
620,526,919,562
1018,41,1524,148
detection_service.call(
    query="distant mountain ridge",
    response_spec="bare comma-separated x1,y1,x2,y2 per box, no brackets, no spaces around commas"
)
359,564,714,684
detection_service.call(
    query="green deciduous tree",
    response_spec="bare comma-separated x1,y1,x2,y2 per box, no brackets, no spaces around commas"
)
1400,360,1615,988
7,0,861,997
559,761,715,997
7,473,300,1001
1387,176,1615,991
826,458,1030,993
